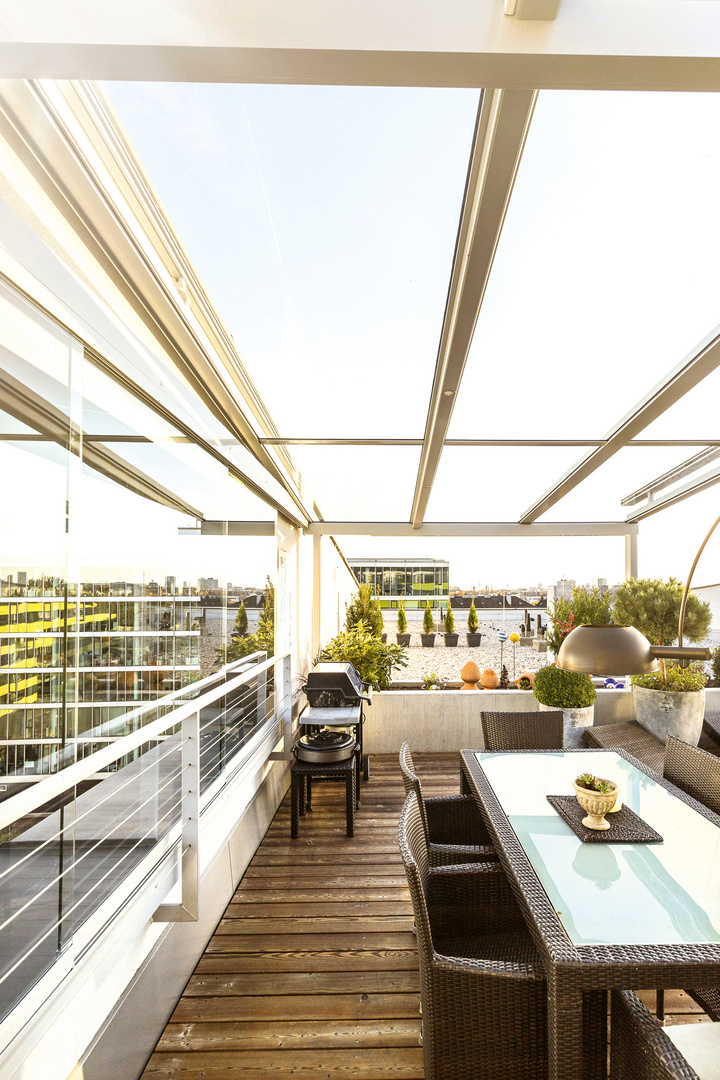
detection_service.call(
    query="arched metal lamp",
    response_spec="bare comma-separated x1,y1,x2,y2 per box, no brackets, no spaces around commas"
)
558,511,719,675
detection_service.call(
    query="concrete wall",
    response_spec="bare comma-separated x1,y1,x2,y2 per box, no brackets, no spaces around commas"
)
365,688,636,754
364,687,720,754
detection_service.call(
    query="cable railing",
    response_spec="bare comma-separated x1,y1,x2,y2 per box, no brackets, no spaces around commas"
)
0,651,292,1044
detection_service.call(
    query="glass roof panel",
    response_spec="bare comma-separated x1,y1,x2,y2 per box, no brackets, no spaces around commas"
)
424,446,584,521
105,83,480,440
290,445,421,521
448,91,720,441
537,445,703,523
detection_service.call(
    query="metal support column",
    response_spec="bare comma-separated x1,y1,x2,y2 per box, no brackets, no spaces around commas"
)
625,532,638,580
153,709,200,922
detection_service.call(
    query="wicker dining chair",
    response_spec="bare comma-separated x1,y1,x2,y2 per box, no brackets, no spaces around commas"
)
611,990,704,1080
399,789,548,1080
399,742,496,865
663,736,720,1022
664,735,720,816
480,710,564,751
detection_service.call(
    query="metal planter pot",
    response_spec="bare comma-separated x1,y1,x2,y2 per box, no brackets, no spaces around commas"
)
443,634,459,647
420,634,436,648
466,633,483,647
396,634,411,647
632,685,705,746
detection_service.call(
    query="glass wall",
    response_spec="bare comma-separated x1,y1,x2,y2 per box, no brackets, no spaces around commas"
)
0,279,276,784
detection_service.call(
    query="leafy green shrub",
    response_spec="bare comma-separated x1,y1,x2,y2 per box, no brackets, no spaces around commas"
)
712,645,720,682
532,664,596,709
632,664,706,693
612,578,710,646
346,582,384,637
545,586,612,654
223,577,274,662
423,603,434,635
321,620,407,690
421,671,448,690
467,600,478,635
397,601,407,635
444,606,455,634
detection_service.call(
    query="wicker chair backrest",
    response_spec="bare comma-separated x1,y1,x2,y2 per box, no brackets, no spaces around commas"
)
664,735,720,817
399,741,431,838
398,790,434,966
481,710,564,751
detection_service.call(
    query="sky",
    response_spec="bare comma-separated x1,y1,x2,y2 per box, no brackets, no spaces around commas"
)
96,82,720,589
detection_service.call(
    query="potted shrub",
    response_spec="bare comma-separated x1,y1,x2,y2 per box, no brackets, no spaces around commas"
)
545,585,612,660
421,602,436,648
466,600,482,647
346,583,385,640
443,605,458,647
320,620,408,689
396,601,411,647
613,577,711,745
533,664,597,748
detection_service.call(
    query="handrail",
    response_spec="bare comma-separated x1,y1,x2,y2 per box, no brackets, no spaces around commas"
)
0,652,278,834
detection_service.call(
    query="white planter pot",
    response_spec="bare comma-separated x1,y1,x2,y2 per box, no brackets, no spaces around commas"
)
540,701,594,749
632,685,705,746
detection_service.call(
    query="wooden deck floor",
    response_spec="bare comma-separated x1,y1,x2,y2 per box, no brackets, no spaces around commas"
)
141,753,707,1079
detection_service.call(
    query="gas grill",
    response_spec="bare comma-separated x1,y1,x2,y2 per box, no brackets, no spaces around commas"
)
297,661,372,784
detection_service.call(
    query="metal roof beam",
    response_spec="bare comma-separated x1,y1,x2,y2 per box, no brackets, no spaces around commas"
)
519,324,720,524
622,447,720,508
626,462,720,523
410,87,537,529
307,521,636,537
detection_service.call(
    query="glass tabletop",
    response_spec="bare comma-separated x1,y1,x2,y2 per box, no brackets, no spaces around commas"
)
476,750,720,948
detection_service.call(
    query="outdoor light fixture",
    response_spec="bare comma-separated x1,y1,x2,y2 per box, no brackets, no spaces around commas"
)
557,625,659,676
559,509,719,675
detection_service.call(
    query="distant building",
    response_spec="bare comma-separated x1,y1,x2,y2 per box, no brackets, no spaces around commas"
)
348,558,449,610
553,579,576,600
198,577,219,592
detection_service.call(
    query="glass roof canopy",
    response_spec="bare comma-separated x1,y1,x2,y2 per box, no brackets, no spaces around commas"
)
101,82,720,549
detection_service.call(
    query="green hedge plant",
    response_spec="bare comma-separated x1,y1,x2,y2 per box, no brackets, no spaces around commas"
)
467,600,478,635
423,603,434,635
444,606,455,634
320,620,407,690
397,601,407,635
632,663,706,693
532,664,596,709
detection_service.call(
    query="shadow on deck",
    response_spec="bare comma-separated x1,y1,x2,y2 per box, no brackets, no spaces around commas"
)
141,753,707,1079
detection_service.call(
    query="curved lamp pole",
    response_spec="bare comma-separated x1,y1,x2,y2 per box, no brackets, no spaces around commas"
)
677,509,720,654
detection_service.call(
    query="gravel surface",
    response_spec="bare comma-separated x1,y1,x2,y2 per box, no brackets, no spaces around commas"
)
385,616,550,684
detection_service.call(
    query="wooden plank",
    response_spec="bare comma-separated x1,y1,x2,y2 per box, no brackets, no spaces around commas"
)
233,876,408,890
244,864,404,878
214,918,414,936
143,1047,424,1077
156,1017,422,1052
140,753,469,1079
183,970,420,996
195,949,419,973
170,992,423,1024
220,901,411,917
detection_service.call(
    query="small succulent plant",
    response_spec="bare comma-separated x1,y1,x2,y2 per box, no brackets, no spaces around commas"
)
575,773,615,794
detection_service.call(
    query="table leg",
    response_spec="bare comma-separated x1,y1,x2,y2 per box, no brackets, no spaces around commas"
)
346,767,355,838
306,775,312,811
291,771,299,839
548,979,585,1080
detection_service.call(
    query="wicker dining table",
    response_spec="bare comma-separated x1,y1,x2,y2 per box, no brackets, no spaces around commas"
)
460,747,720,1080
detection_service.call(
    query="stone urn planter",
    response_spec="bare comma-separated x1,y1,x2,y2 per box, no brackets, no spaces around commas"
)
466,633,483,647
632,685,705,746
420,634,436,648
573,777,619,831
443,634,459,647
396,634,411,647
539,702,595,749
